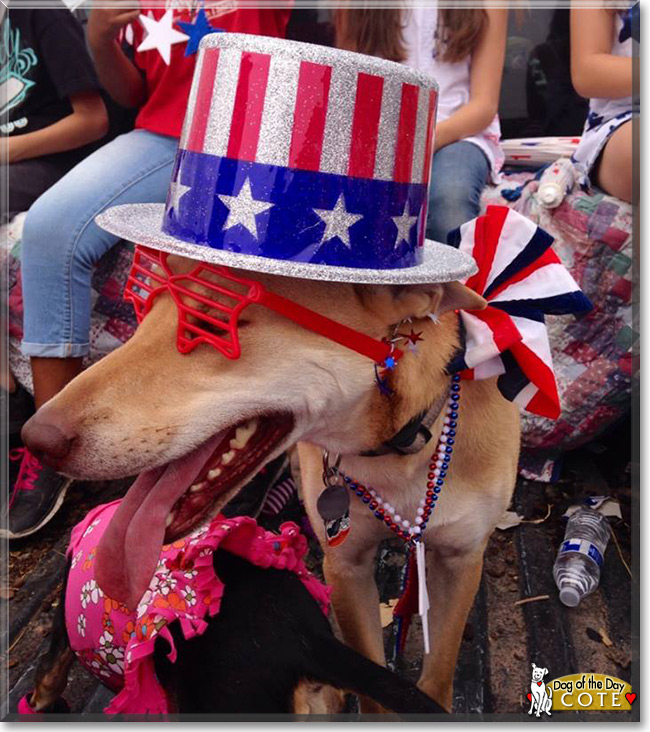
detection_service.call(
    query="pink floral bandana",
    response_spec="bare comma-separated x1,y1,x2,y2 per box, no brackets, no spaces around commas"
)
66,500,330,714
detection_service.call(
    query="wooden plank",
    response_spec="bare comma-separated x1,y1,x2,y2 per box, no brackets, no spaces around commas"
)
514,479,578,677
482,529,530,712
598,523,633,683
82,683,114,713
7,639,47,711
452,577,492,714
6,546,66,644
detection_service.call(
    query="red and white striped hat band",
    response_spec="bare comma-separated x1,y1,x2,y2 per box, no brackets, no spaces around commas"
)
97,34,478,286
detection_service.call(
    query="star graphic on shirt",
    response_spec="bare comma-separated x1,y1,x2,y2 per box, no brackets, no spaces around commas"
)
392,200,419,249
313,194,363,249
137,10,189,66
168,176,191,216
218,178,274,239
178,8,225,56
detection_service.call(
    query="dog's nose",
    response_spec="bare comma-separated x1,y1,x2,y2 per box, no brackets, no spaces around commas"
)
22,416,74,465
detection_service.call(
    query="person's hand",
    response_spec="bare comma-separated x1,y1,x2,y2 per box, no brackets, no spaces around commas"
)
87,1,147,109
0,135,28,164
433,120,451,152
88,2,141,48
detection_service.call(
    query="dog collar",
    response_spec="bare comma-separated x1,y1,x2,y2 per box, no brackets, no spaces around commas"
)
359,387,449,457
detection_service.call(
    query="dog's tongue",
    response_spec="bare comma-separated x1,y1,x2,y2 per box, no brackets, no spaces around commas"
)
95,436,223,610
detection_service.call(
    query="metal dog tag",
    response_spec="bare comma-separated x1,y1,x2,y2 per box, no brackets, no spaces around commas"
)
317,482,351,546
317,482,350,522
318,453,351,547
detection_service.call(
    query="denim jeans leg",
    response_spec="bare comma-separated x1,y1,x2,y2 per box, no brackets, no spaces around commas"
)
425,141,490,243
21,130,179,358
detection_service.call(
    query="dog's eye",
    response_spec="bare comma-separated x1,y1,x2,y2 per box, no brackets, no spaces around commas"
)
183,307,250,338
193,314,229,337
175,271,254,335
192,313,249,337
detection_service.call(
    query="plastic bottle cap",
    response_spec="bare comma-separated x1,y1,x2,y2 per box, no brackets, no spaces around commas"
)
559,586,581,607
538,187,559,205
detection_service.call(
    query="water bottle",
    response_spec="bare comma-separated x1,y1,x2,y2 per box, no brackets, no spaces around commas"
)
537,158,575,209
553,507,611,607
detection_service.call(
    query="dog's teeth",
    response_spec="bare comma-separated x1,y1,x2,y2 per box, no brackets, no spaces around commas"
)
207,468,222,480
230,421,257,450
165,513,174,527
190,481,206,493
222,450,236,465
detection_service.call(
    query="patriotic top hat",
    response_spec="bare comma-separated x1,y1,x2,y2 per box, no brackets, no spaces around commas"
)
97,33,476,285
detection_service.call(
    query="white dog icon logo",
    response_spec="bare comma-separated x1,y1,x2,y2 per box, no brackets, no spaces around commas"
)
528,663,552,717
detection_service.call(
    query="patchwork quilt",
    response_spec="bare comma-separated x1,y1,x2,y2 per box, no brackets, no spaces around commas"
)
481,171,635,480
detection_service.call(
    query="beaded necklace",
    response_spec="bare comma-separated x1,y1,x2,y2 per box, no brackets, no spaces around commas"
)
341,374,460,542
335,374,461,655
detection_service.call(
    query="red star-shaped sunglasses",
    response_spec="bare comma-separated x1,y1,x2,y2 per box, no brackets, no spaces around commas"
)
125,246,403,366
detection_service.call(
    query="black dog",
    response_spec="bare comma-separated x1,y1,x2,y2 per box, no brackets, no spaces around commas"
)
29,550,445,717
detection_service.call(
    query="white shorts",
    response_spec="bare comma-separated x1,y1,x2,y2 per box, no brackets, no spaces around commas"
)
572,110,635,190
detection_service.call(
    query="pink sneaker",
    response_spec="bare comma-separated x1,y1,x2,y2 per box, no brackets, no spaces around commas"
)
3,448,72,539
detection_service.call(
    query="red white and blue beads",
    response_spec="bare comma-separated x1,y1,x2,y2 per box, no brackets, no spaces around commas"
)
341,376,460,544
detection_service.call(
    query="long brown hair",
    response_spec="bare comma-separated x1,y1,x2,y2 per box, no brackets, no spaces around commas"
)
334,7,488,64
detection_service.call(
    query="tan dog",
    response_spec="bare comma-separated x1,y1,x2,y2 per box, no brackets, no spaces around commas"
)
23,256,519,712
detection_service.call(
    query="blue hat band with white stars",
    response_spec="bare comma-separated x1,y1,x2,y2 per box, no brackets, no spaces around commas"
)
163,150,428,271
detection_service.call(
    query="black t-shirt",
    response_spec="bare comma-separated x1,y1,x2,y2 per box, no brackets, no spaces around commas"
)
0,6,100,138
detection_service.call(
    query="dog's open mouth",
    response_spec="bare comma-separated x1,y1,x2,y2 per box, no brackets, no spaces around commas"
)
95,413,294,609
165,413,294,541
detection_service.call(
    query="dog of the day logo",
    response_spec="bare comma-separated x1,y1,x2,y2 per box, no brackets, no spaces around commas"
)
527,663,553,717
526,666,635,714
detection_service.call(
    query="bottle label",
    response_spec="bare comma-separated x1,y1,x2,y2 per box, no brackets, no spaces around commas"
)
560,538,604,567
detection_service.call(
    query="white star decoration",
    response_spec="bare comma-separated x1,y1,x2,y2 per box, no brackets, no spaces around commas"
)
218,178,274,239
137,11,189,65
313,194,363,249
392,200,419,249
168,176,190,215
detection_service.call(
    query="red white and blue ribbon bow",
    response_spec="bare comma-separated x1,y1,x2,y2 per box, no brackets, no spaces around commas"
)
447,205,592,419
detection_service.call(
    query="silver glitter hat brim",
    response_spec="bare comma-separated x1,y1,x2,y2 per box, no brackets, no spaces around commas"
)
96,204,477,286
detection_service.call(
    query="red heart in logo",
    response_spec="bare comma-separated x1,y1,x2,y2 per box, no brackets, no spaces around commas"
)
537,681,542,686
527,693,532,702
625,693,636,705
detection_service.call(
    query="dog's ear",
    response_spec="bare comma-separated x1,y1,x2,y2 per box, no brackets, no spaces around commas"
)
543,668,548,675
361,282,487,324
393,282,487,322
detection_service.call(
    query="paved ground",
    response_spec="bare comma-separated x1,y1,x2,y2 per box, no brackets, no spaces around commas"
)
2,446,634,719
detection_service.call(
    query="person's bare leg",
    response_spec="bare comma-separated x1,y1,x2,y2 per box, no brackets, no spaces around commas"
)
31,357,83,410
596,121,634,203
0,316,16,393
0,359,16,393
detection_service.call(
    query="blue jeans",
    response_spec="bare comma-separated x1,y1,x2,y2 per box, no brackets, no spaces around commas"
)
21,129,178,358
425,140,490,244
